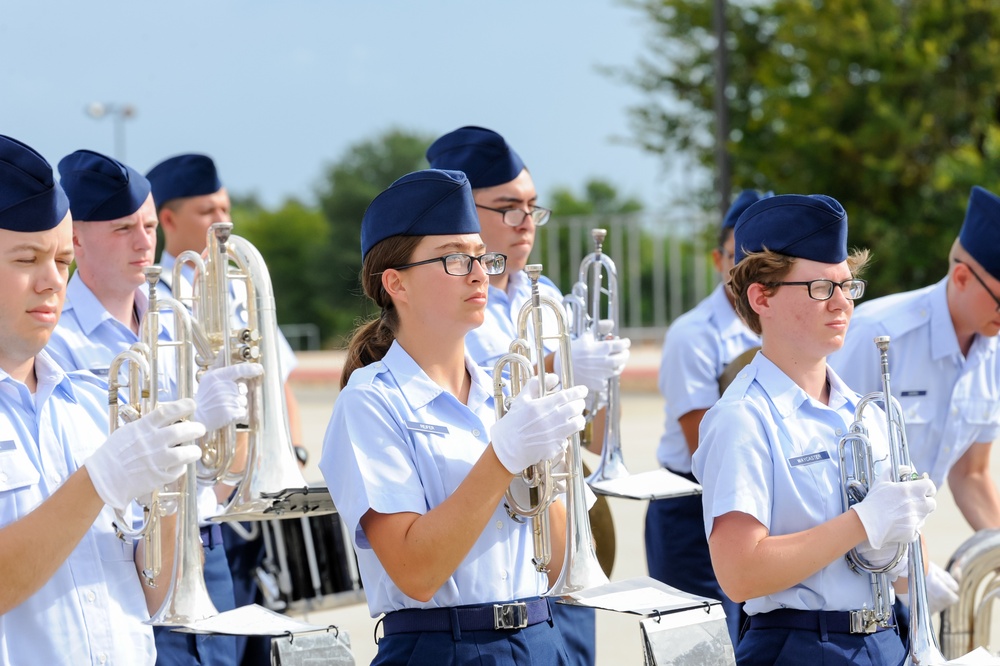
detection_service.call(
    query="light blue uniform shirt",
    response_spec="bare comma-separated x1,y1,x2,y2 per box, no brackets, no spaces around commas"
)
466,269,563,373
159,250,298,383
0,351,154,665
657,284,760,473
829,278,1000,487
319,341,547,617
693,353,893,616
46,272,176,400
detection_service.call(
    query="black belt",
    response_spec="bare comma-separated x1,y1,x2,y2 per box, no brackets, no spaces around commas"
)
382,598,550,636
665,467,699,484
749,608,896,635
200,523,223,549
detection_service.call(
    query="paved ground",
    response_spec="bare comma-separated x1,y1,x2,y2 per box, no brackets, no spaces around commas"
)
280,344,990,665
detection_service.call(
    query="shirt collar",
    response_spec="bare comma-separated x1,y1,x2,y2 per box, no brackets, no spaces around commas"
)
928,278,961,362
381,341,490,411
0,350,79,406
750,352,857,418
64,272,153,337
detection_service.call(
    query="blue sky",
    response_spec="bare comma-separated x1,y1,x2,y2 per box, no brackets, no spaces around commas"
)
1,1,692,212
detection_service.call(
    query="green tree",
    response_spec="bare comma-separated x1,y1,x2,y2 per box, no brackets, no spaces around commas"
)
314,128,436,344
619,0,1000,297
234,198,331,339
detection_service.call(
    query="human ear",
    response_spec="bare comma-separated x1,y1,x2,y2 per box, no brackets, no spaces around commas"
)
747,282,770,320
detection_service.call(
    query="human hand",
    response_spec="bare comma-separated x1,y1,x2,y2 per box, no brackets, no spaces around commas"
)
193,363,264,431
850,474,937,549
85,399,206,511
925,562,960,614
854,540,908,580
491,375,587,475
554,334,631,393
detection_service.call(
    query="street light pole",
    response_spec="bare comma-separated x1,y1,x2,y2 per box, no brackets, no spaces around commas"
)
85,102,136,162
713,0,731,217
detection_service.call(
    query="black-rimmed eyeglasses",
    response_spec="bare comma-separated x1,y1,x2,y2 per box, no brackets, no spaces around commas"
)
385,252,507,277
764,278,867,301
955,259,1000,312
475,204,551,227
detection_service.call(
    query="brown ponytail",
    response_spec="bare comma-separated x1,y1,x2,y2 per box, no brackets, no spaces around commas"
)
341,235,423,388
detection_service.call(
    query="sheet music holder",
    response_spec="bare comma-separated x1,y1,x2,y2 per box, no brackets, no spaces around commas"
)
260,486,336,516
588,469,701,501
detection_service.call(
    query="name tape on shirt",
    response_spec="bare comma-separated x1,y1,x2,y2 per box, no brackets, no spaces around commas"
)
90,367,110,377
0,440,15,452
788,451,831,467
900,390,927,397
405,421,450,435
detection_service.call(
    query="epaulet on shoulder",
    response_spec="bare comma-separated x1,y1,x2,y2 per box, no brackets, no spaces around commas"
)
853,288,933,338
721,362,757,400
348,359,388,387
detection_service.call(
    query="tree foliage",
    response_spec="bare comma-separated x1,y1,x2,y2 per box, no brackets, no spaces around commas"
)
619,0,1000,297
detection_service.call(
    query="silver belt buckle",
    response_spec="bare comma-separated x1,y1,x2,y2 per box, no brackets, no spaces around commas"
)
848,610,878,634
493,602,528,630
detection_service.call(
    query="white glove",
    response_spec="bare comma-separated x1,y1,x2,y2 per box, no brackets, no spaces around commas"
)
850,474,937,549
554,335,631,393
925,562,960,614
193,363,264,431
491,375,587,475
85,399,206,511
854,540,908,580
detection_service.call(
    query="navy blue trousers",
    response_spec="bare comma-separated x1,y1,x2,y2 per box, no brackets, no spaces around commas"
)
644,490,745,646
373,616,571,666
153,538,237,665
736,625,905,665
548,599,596,666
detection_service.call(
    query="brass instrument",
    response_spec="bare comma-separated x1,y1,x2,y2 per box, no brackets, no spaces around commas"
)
494,264,609,595
838,335,945,663
173,222,333,521
109,267,219,625
939,528,1000,658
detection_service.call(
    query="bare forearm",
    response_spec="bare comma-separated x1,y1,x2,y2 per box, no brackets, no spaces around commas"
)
0,469,105,613
710,510,867,602
373,445,514,600
951,472,1000,530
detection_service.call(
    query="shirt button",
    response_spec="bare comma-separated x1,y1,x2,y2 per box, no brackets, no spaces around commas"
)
835,428,843,436
86,590,96,603
472,429,481,437
98,653,107,664
501,570,508,580
496,520,503,530
0,472,7,483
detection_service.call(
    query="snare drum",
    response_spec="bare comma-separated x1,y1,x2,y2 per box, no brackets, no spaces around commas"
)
257,511,365,613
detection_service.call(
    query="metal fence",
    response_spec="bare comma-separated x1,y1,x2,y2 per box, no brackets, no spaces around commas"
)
530,210,720,344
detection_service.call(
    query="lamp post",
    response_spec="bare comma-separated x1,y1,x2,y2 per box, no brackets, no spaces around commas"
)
85,102,136,162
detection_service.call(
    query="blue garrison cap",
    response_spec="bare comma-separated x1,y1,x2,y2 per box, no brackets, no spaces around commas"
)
960,186,1000,280
735,194,848,263
426,126,525,189
361,169,480,259
0,135,69,232
145,154,222,207
723,189,774,230
58,150,151,222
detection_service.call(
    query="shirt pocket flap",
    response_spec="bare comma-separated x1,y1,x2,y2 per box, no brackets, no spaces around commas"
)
0,441,40,491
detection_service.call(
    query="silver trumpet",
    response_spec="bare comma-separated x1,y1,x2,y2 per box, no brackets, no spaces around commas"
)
173,222,332,521
570,228,629,485
839,335,945,664
494,264,609,595
109,266,219,625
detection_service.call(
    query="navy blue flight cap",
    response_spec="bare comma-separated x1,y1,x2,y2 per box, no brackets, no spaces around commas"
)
723,189,774,230
146,153,222,207
735,194,848,264
361,169,480,260
58,150,151,222
0,135,69,232
959,186,1000,281
426,126,525,189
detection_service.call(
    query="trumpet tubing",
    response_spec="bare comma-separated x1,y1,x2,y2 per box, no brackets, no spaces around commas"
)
940,528,1000,659
838,336,945,663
